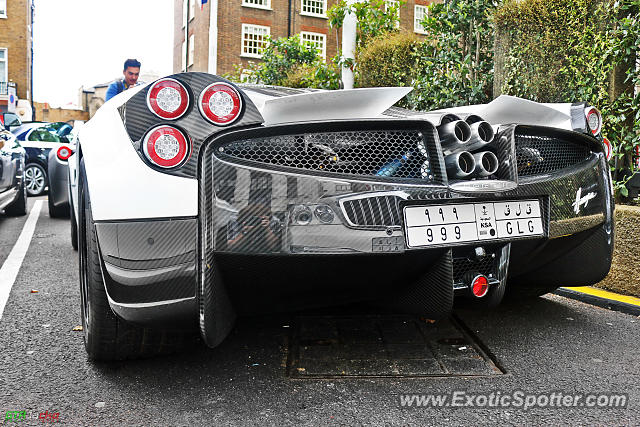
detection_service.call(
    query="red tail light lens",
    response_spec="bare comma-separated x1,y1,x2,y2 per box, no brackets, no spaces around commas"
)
198,82,243,126
57,146,73,161
142,125,190,169
471,275,489,298
584,107,602,135
146,78,190,120
602,137,612,161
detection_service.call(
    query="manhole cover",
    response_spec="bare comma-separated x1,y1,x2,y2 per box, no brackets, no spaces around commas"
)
286,314,504,378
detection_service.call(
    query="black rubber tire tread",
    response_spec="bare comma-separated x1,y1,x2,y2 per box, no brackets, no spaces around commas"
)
4,180,27,216
47,194,69,218
79,160,192,361
70,206,78,251
504,283,559,300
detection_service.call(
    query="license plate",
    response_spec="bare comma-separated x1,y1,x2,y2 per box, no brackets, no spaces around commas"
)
404,200,543,248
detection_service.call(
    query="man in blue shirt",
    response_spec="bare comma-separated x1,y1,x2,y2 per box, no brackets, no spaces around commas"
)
105,59,141,101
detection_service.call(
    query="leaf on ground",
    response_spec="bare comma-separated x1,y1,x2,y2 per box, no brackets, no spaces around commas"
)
30,289,38,293
72,325,83,331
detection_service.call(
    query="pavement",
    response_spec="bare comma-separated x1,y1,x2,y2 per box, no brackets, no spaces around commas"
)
0,196,639,426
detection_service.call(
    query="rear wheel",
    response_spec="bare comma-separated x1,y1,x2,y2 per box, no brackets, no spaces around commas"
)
25,163,47,196
78,162,190,360
5,179,27,216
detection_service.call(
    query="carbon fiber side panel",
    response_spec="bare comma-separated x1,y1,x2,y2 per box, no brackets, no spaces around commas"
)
121,72,264,178
385,250,454,318
94,219,197,304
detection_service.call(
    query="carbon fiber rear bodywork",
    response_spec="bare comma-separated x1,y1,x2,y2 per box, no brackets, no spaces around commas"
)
89,76,613,347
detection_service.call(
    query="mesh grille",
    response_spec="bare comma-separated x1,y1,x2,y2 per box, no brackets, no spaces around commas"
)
218,130,439,182
452,256,496,285
515,133,592,177
341,195,403,227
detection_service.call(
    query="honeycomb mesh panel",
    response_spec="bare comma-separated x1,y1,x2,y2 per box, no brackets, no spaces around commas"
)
452,256,497,285
217,130,439,182
515,133,592,177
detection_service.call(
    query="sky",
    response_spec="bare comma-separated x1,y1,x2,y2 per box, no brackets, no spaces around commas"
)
33,0,174,107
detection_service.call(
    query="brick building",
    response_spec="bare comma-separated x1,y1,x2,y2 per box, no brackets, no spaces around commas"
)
173,0,432,76
0,0,33,114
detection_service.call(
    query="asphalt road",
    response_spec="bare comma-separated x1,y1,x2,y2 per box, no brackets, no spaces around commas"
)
0,197,639,426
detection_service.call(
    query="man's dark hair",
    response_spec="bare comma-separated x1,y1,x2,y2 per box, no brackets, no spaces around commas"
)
123,58,141,71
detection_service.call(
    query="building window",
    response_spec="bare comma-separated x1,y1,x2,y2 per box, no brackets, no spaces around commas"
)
242,24,270,58
181,41,186,71
0,0,6,18
242,0,271,10
300,32,326,61
188,34,195,67
414,5,428,34
182,0,187,27
301,0,326,18
0,49,7,82
385,0,400,28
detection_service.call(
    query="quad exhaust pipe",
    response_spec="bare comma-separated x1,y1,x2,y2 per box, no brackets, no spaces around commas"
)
445,151,476,179
466,121,495,151
472,151,499,177
438,120,471,152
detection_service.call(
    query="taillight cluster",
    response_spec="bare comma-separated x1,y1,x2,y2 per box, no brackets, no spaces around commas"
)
584,106,602,136
142,78,243,169
57,146,73,161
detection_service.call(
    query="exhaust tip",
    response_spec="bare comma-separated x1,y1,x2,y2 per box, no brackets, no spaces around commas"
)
454,121,471,143
473,151,499,177
476,121,495,143
445,151,476,179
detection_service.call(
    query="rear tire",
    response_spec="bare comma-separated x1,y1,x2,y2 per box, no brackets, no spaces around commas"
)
48,194,69,218
78,160,190,360
5,179,27,216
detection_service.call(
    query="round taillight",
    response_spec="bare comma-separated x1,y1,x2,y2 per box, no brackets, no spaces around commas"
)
146,78,190,120
584,107,602,135
57,146,73,161
198,82,243,126
142,125,190,168
602,137,612,161
471,275,489,298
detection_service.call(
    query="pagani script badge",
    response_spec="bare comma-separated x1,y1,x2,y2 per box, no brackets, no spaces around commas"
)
572,187,596,214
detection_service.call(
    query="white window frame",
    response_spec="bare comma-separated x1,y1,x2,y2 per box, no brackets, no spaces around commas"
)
189,0,195,21
0,0,6,19
414,5,428,34
181,41,186,71
300,31,326,61
300,0,327,18
188,34,195,67
0,48,7,83
242,0,272,10
385,0,400,28
182,0,187,28
241,24,270,59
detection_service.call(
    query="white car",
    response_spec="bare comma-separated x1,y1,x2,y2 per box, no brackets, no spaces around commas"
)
70,72,614,360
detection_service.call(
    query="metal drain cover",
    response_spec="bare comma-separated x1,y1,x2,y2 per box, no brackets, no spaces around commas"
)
286,314,504,378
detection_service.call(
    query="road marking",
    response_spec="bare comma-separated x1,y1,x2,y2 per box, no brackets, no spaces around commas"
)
563,286,640,307
0,200,43,320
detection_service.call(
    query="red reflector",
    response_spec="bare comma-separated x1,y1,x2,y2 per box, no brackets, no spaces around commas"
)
602,137,612,161
471,275,489,298
142,126,190,169
198,82,243,126
146,78,190,120
57,146,73,161
584,107,602,135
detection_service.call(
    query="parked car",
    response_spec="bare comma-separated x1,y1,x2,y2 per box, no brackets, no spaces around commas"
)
0,122,27,216
70,73,614,360
11,121,74,196
47,123,82,219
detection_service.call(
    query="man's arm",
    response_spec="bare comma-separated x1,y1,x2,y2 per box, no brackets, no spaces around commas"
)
104,81,120,101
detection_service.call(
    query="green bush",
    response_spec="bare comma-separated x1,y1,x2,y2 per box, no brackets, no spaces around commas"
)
356,32,420,89
495,0,640,198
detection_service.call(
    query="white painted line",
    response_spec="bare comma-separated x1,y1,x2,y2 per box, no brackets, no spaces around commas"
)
0,200,43,320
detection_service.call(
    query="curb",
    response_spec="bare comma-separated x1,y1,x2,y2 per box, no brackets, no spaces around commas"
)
554,287,640,316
